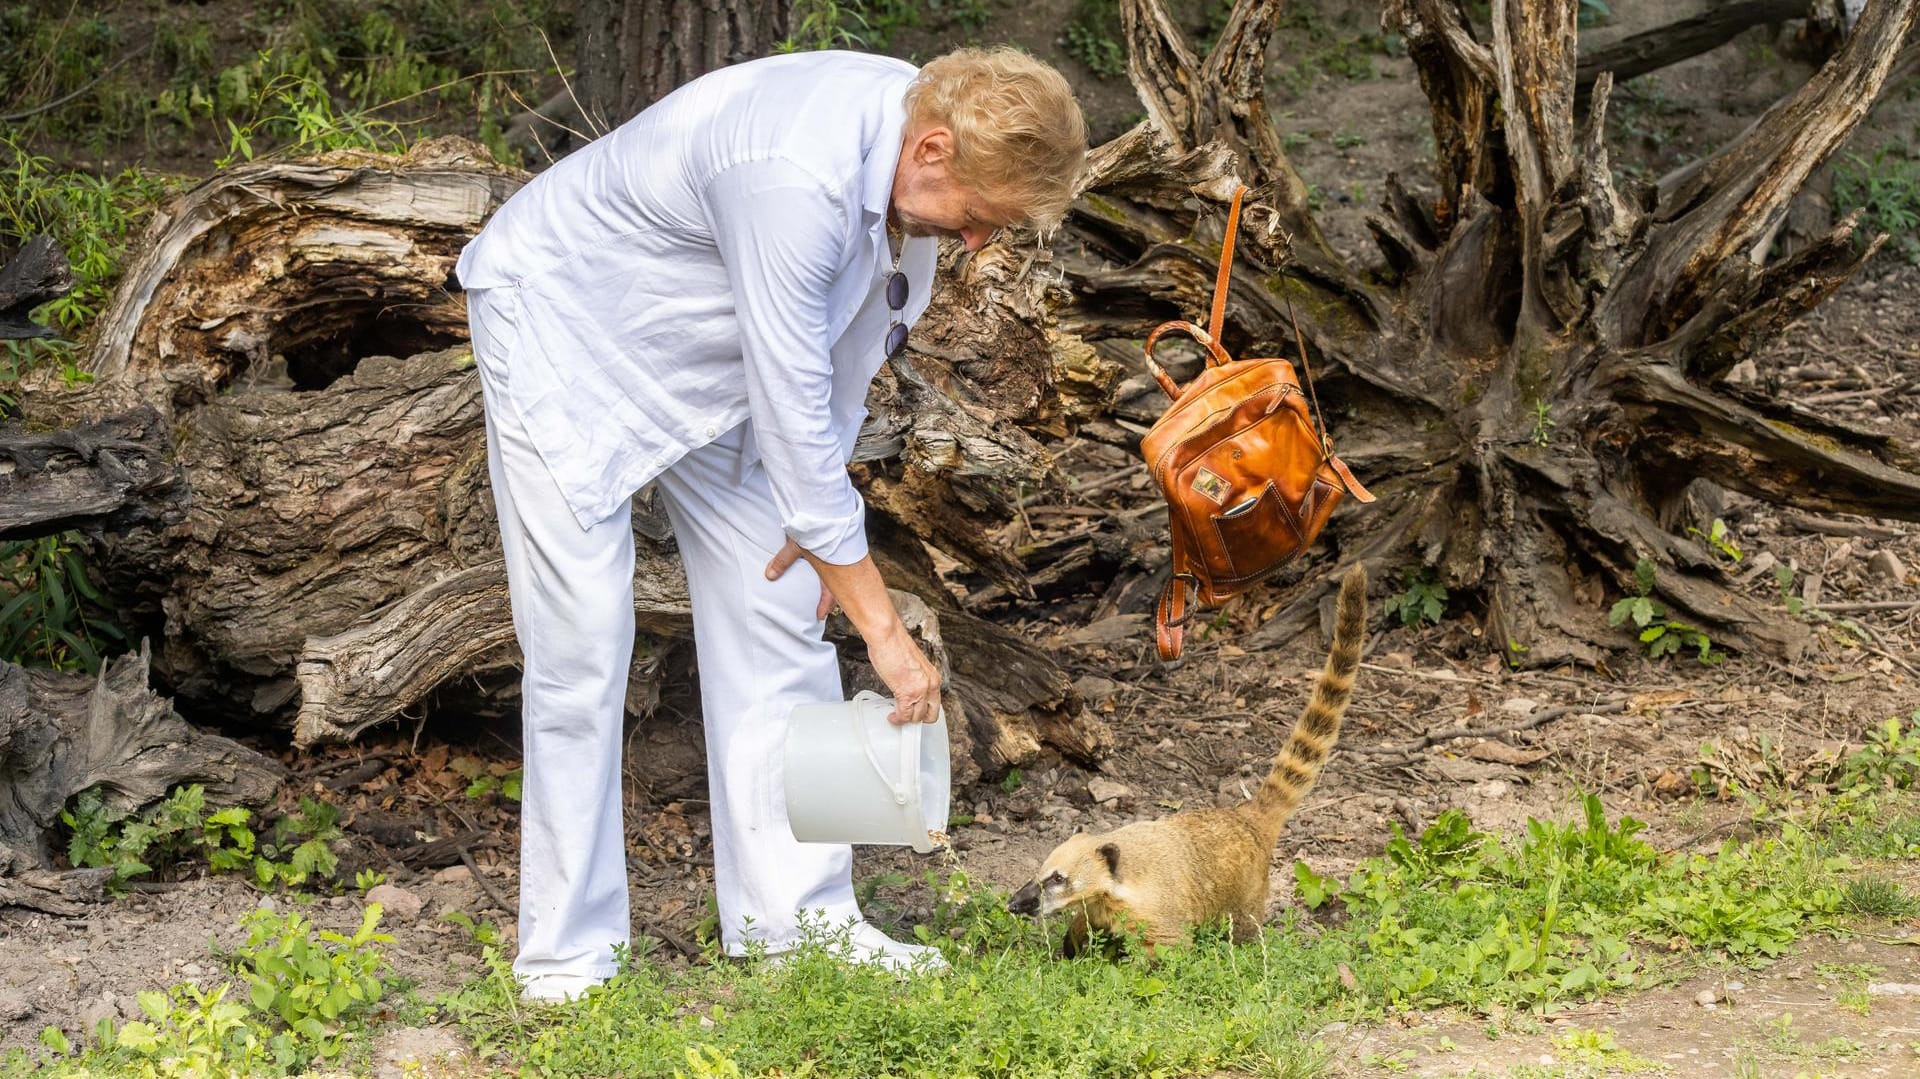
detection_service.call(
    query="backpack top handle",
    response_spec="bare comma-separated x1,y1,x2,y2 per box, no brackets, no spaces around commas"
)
1143,185,1250,400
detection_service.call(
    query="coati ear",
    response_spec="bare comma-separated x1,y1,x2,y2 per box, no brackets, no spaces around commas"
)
1098,842,1120,878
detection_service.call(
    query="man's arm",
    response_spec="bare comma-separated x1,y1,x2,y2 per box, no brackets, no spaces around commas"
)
703,160,941,726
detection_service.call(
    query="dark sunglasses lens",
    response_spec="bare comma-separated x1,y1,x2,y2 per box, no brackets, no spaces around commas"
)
885,322,909,360
886,271,909,310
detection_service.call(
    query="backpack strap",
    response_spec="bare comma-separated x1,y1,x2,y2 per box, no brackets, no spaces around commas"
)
1154,574,1199,661
1207,186,1247,343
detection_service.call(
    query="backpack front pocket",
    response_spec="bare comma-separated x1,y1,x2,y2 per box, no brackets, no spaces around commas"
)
1210,481,1303,582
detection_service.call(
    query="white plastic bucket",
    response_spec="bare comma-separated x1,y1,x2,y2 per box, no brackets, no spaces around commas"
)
784,690,950,854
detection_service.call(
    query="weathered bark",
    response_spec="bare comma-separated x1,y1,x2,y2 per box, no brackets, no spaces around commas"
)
0,235,72,340
0,867,115,916
0,407,186,540
28,134,1099,778
0,644,284,893
575,0,791,133
79,137,510,412
1053,0,1920,666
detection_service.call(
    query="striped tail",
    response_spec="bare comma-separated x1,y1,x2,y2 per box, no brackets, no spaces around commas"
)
1245,563,1368,842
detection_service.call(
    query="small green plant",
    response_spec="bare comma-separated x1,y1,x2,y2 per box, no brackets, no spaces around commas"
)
228,904,391,1056
1384,566,1448,626
1841,875,1920,918
354,868,387,893
1817,962,1881,1015
1333,130,1367,150
58,785,347,893
1763,1012,1865,1061
1839,712,1920,790
61,785,257,890
96,982,277,1076
999,767,1024,793
1553,1027,1659,1070
1687,518,1742,562
775,0,870,52
0,137,176,322
0,533,127,673
1530,399,1555,444
442,909,504,947
456,760,524,801
1608,558,1720,663
1775,563,1805,615
206,57,407,168
1063,0,1126,79
255,796,343,888
1506,636,1530,668
1361,1048,1417,1072
26,906,393,1075
1833,139,1920,264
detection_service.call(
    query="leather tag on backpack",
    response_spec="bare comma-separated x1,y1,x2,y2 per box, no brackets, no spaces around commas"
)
1191,468,1230,506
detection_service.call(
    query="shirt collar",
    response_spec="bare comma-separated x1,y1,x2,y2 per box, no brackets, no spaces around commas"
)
860,83,910,220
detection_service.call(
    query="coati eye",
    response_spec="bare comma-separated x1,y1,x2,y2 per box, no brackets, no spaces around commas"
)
1043,871,1066,888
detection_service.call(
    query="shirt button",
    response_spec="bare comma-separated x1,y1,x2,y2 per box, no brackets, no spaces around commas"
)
704,424,718,438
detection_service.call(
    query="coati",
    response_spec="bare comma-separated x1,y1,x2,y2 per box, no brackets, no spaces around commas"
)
1006,563,1368,951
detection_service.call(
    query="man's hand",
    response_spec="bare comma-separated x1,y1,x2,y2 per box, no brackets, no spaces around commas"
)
765,540,941,725
765,538,835,621
863,621,942,726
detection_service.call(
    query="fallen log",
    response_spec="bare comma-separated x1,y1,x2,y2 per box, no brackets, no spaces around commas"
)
1576,0,1809,102
0,235,72,340
0,407,186,541
0,643,285,905
20,136,1105,780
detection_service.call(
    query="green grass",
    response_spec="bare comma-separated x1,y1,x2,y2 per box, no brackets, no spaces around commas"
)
433,783,1912,1078
15,777,1920,1078
447,913,1343,1078
1,0,569,166
0,134,182,341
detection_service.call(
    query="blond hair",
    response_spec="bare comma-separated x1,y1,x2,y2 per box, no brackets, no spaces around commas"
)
904,47,1088,231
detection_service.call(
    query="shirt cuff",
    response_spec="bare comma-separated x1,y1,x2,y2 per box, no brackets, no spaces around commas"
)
788,500,869,566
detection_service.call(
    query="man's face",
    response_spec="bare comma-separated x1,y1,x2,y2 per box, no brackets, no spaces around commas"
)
890,125,1020,252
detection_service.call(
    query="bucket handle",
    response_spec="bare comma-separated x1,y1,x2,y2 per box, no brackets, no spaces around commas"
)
851,693,916,807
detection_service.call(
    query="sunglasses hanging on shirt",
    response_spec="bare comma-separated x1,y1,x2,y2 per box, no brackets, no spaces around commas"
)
884,270,910,360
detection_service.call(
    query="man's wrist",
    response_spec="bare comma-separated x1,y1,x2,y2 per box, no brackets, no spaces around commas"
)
805,552,900,640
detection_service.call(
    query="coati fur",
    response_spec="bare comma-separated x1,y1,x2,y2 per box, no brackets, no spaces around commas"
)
1006,563,1368,951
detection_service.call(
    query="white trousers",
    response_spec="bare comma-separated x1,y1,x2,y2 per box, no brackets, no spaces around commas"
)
466,289,861,984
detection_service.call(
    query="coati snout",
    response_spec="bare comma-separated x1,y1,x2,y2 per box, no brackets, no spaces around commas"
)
1006,839,1121,917
1006,564,1369,951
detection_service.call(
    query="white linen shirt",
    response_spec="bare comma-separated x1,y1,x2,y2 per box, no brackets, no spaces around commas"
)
455,50,937,564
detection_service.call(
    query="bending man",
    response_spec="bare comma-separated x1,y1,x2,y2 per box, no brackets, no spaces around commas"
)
456,47,1087,1000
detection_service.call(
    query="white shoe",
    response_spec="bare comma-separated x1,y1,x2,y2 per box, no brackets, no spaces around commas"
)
762,921,949,975
518,972,604,1003
843,921,949,974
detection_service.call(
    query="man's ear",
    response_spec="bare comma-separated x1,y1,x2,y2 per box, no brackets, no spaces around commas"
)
912,125,955,166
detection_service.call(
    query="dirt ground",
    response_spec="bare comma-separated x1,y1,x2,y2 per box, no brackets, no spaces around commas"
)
3,1,1919,1075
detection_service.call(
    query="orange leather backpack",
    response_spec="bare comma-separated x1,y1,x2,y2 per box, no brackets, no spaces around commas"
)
1140,186,1374,660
